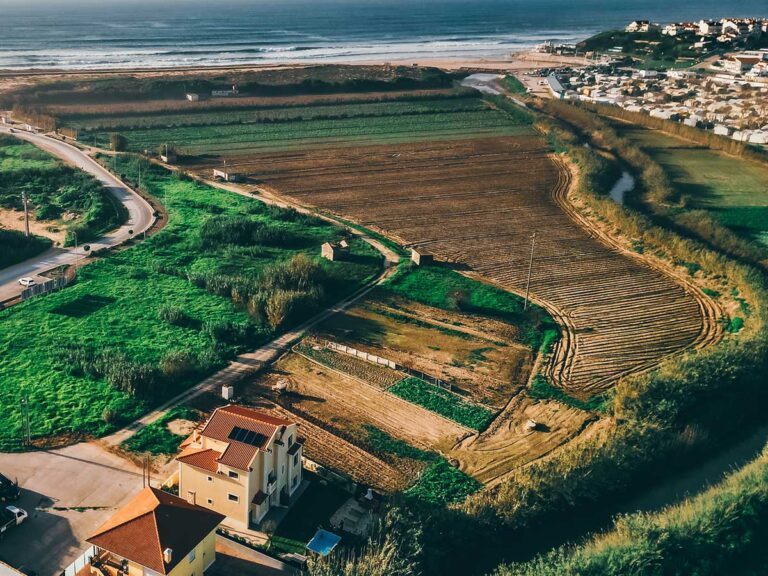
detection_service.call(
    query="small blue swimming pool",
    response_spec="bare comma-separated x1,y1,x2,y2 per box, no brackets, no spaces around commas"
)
306,529,342,556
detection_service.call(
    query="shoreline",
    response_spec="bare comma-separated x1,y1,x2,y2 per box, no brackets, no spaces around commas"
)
0,51,590,78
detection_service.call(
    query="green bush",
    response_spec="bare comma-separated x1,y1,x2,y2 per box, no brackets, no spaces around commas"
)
405,460,481,505
497,447,768,576
0,229,51,269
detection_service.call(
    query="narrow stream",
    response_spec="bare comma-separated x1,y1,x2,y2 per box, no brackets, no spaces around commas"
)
608,171,635,204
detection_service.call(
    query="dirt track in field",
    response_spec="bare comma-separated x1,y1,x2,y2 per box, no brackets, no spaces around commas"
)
223,137,713,396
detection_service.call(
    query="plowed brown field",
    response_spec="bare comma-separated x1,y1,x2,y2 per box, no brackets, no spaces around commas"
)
215,136,708,395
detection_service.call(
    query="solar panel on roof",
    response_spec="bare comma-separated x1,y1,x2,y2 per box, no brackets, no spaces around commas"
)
228,426,267,447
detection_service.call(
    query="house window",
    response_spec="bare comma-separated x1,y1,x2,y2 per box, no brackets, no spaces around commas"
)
228,471,239,479
207,476,213,482
188,548,196,563
288,435,293,446
207,498,213,505
292,475,298,488
293,454,299,467
228,493,239,502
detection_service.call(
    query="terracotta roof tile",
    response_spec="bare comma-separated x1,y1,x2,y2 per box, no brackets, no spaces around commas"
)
197,405,294,472
176,448,221,473
87,487,224,575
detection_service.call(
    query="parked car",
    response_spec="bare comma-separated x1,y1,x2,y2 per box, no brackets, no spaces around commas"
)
17,278,35,287
0,505,28,535
0,473,19,502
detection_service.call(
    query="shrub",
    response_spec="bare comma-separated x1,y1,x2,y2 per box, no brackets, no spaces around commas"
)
157,305,192,327
159,350,199,379
389,378,494,430
405,460,481,505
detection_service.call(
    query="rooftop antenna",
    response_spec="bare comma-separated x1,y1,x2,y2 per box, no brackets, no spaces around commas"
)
523,232,536,311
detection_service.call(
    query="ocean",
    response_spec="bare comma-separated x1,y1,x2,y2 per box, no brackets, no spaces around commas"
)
0,0,765,70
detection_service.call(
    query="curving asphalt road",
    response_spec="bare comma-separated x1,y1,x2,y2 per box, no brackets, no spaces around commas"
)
0,126,155,303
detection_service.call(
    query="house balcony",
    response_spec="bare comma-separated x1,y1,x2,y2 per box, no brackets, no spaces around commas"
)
266,472,277,495
74,550,128,576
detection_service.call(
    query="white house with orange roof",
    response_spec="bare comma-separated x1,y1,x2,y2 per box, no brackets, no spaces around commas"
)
176,405,304,529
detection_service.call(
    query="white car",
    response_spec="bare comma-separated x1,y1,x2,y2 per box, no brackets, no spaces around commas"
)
18,277,36,287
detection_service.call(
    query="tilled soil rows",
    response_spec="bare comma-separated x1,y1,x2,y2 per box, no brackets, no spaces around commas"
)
226,136,707,395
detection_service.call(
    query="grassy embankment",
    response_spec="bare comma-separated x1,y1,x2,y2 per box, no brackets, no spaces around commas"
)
0,135,125,247
0,155,380,450
501,76,528,96
498,445,768,575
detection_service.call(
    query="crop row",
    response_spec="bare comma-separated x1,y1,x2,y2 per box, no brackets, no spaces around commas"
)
67,96,487,131
82,109,531,153
389,377,495,430
295,341,404,388
241,137,704,394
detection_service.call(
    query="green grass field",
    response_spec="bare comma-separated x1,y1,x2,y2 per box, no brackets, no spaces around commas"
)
389,377,494,430
73,96,533,154
615,125,768,249
0,157,379,450
121,406,200,455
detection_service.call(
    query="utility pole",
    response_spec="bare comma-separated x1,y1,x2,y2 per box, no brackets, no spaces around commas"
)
20,396,30,447
21,191,30,237
523,232,536,311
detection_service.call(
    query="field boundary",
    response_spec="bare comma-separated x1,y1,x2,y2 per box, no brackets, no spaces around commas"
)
550,155,724,389
291,344,475,435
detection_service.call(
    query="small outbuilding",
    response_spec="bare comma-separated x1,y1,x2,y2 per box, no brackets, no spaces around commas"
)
321,242,349,262
185,93,200,102
213,168,244,183
410,248,434,266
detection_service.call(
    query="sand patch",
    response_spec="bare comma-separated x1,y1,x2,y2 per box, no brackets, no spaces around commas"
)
166,419,197,437
0,208,66,244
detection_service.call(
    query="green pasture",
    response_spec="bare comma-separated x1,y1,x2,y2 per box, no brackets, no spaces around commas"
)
74,98,533,154
0,156,379,450
617,125,768,248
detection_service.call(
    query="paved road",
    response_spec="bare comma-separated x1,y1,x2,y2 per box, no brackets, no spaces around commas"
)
0,443,160,576
0,127,155,303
